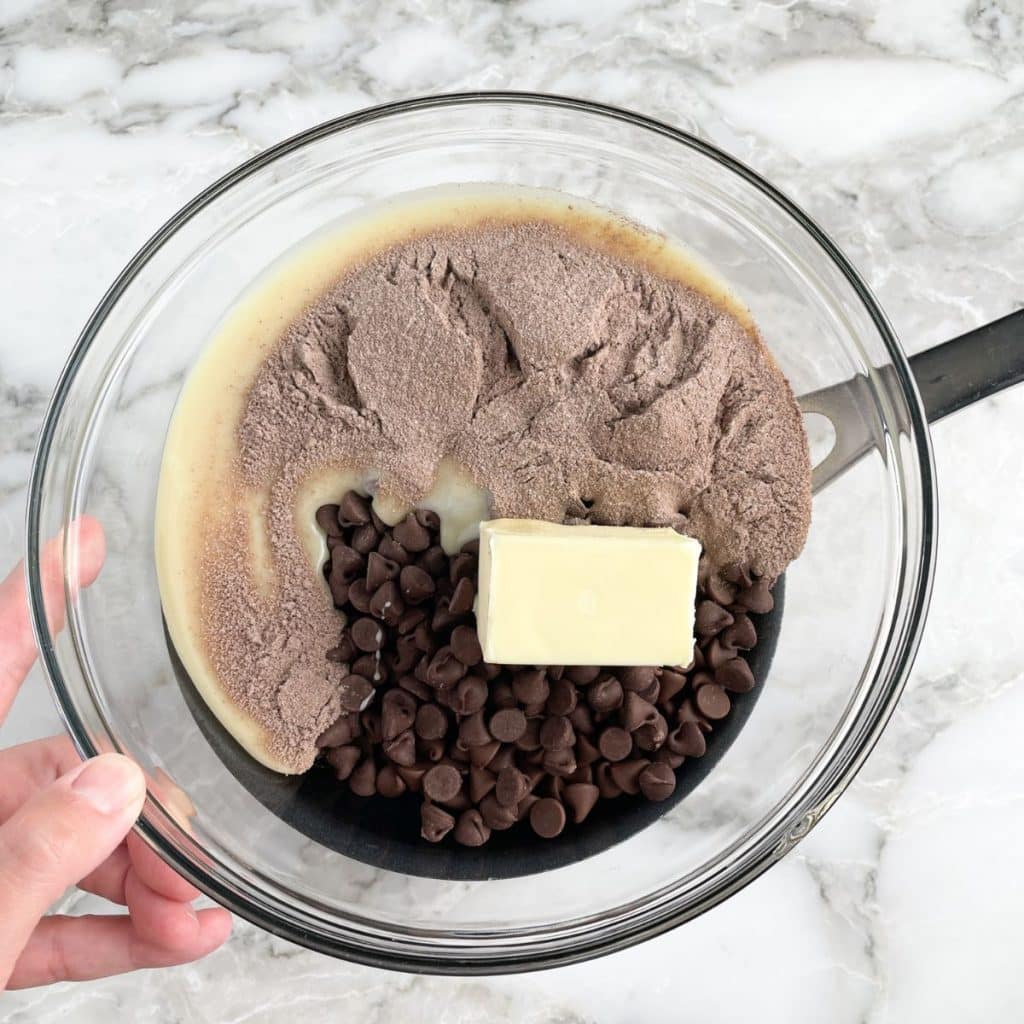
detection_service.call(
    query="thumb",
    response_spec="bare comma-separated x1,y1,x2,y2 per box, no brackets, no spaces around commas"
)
0,753,146,981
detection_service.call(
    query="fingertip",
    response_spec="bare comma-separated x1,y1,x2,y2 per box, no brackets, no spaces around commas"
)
195,907,233,952
125,868,202,954
68,515,106,589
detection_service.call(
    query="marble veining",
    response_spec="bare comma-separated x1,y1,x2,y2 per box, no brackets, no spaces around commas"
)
2,1,1023,1021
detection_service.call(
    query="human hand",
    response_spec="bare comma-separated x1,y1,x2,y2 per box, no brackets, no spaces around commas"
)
0,519,231,990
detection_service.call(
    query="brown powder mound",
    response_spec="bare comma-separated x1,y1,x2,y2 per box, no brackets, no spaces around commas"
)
208,219,810,772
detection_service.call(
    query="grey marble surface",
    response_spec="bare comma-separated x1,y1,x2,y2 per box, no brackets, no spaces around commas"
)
2,1,1023,1020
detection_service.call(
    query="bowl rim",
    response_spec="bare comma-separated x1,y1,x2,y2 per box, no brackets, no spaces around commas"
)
27,90,937,973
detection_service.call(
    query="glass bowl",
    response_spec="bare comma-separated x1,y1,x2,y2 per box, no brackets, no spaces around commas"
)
27,93,935,973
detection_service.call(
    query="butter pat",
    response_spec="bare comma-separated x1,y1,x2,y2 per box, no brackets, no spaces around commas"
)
477,519,701,667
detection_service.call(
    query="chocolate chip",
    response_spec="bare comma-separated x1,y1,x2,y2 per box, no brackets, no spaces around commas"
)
397,763,429,792
530,798,566,839
564,783,600,823
495,765,530,807
326,634,356,663
618,666,657,692
542,747,577,777
366,551,400,592
458,710,491,747
668,720,707,757
326,745,360,780
349,757,377,797
317,714,360,748
412,623,435,654
377,535,409,565
706,573,736,606
587,675,623,712
547,678,578,716
350,522,380,555
539,716,575,750
449,551,476,585
399,564,435,604
381,689,417,740
414,703,447,740
421,803,455,842
460,538,480,557
634,677,661,703
397,608,426,635
609,758,647,795
417,545,448,577
479,793,518,830
469,765,496,803
426,646,466,688
360,708,382,744
419,737,445,762
634,710,668,751
512,668,549,705
316,504,343,538
431,597,460,633
338,491,372,526
514,718,542,751
488,745,515,772
351,617,385,653
691,669,714,689
695,600,734,637
338,674,372,712
393,514,432,552
695,683,731,720
737,576,774,614
449,576,476,615
704,636,736,669
450,675,488,715
382,729,416,766
393,638,420,677
413,508,439,532
547,665,565,681
575,734,601,765
723,614,757,651
489,707,527,743
622,692,659,733
347,578,372,613
450,624,482,666
468,738,501,767
598,726,633,762
376,764,407,798
655,748,685,770
638,761,676,801
595,761,623,798
423,763,462,803
716,657,755,693
453,808,490,846
369,580,404,625
657,669,688,704
570,703,595,735
565,665,601,685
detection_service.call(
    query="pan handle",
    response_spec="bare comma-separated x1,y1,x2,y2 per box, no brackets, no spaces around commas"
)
909,308,1024,423
801,308,1023,492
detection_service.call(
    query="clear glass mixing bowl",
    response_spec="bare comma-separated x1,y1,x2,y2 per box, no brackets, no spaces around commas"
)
27,94,938,973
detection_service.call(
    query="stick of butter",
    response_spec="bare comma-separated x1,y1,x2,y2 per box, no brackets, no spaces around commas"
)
476,519,701,667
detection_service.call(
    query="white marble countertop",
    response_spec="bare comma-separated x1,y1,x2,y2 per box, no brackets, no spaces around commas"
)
2,1,1023,1020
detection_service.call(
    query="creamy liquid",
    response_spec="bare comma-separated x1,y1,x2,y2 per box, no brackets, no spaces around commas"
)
155,184,753,772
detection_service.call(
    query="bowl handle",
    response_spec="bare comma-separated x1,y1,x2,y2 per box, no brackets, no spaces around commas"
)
801,308,1023,492
909,308,1024,423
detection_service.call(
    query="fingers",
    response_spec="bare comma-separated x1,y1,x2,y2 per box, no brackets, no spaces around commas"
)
0,517,105,724
0,736,203,906
0,735,80,822
0,753,145,988
5,908,232,989
127,830,200,903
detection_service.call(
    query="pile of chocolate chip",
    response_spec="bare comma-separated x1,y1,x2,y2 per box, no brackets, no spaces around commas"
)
315,492,772,847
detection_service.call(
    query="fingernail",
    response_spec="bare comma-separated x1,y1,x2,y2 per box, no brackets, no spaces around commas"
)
71,754,145,815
